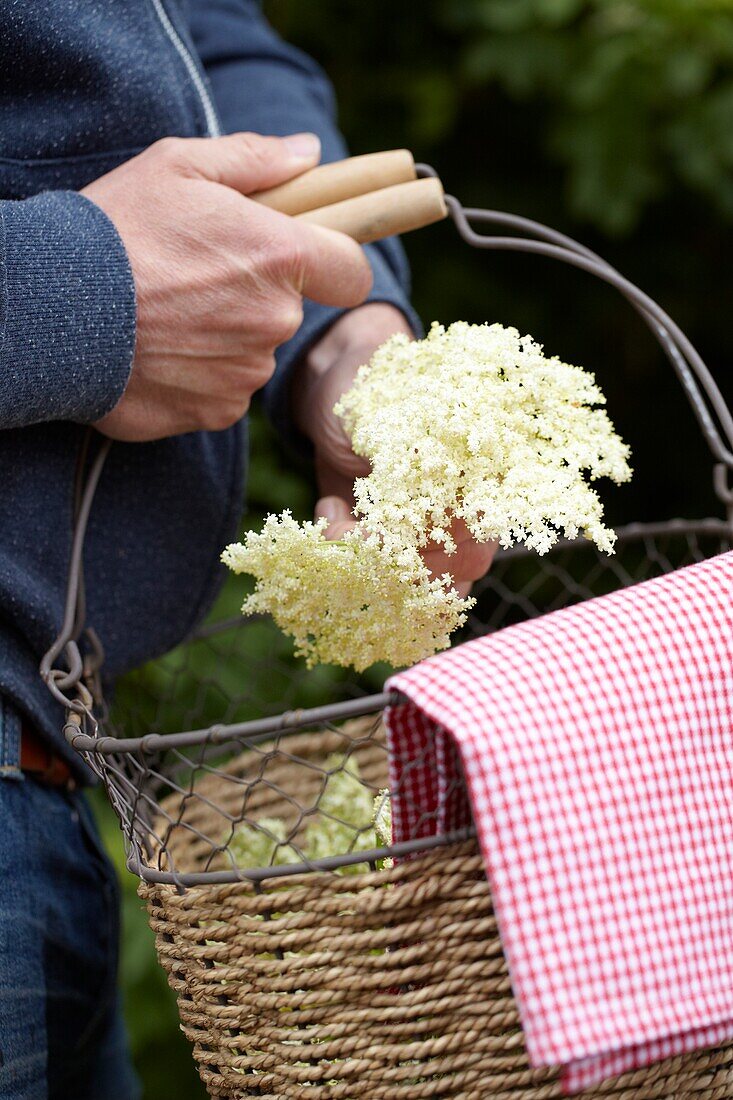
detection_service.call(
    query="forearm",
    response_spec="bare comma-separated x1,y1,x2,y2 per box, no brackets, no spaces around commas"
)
0,192,135,429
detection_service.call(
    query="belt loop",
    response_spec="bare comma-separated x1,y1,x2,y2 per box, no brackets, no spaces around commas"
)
0,696,23,778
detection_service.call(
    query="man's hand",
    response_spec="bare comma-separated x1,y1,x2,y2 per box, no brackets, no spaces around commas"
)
82,132,372,442
294,303,497,597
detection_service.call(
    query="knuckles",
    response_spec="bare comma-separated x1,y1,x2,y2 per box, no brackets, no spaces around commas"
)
268,301,304,345
246,352,278,389
149,136,189,169
260,229,308,288
239,286,304,347
200,401,251,433
230,132,271,175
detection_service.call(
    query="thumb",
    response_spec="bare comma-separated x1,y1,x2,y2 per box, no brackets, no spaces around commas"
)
175,131,321,194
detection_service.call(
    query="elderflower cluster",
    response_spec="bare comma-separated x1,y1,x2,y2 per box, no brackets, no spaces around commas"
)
373,789,392,847
229,754,383,874
336,322,632,556
300,753,379,868
223,321,630,669
222,512,466,671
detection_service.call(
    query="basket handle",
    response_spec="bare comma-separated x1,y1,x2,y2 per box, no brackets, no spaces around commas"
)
296,178,446,244
253,150,448,244
253,149,417,214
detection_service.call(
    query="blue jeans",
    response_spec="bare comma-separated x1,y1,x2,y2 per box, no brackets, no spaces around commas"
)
0,698,141,1099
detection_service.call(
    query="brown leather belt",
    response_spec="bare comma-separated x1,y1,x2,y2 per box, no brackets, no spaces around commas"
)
20,722,75,788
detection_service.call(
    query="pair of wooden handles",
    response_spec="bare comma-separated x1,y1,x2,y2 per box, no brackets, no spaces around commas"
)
251,150,446,244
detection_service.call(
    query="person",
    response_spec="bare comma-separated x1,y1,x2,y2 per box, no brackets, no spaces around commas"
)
0,3,495,1096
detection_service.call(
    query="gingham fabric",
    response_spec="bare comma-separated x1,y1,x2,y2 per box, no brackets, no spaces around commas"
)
385,552,733,1093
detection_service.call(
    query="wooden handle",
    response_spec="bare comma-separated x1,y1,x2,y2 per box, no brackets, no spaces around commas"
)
253,149,416,216
296,177,447,244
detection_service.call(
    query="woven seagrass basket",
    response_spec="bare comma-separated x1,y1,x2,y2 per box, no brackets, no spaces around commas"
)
44,163,733,1098
138,718,733,1100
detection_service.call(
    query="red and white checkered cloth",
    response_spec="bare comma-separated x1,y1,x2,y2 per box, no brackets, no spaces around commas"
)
385,551,733,1093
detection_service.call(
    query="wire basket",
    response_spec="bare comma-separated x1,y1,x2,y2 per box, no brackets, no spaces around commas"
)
42,173,733,1098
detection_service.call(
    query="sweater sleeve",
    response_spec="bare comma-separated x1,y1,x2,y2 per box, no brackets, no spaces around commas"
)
186,0,421,442
0,191,136,429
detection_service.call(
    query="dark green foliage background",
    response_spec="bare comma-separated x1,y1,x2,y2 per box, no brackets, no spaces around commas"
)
96,3,733,1095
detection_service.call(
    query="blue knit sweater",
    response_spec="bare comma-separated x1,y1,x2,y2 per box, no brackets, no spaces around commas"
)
0,0,416,776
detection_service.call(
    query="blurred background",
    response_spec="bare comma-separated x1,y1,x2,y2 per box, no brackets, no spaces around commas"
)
95,1,733,1095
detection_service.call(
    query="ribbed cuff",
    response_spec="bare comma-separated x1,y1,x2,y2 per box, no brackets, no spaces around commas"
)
0,191,136,428
262,242,422,454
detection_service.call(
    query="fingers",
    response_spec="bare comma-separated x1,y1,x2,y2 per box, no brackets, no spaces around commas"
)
315,492,497,598
292,221,373,308
163,130,322,194
314,458,361,508
315,495,358,541
424,535,498,587
155,132,371,309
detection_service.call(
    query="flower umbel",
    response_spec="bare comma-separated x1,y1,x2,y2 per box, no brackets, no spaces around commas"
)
223,322,631,669
227,754,387,874
222,512,467,671
336,322,632,556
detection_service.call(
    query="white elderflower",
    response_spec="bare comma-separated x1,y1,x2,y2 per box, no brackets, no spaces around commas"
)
223,322,630,670
303,754,378,870
373,789,392,847
228,755,389,874
228,816,299,870
222,512,469,672
335,321,631,556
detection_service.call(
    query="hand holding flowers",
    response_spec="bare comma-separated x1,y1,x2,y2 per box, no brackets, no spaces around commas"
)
291,303,497,599
223,317,631,670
